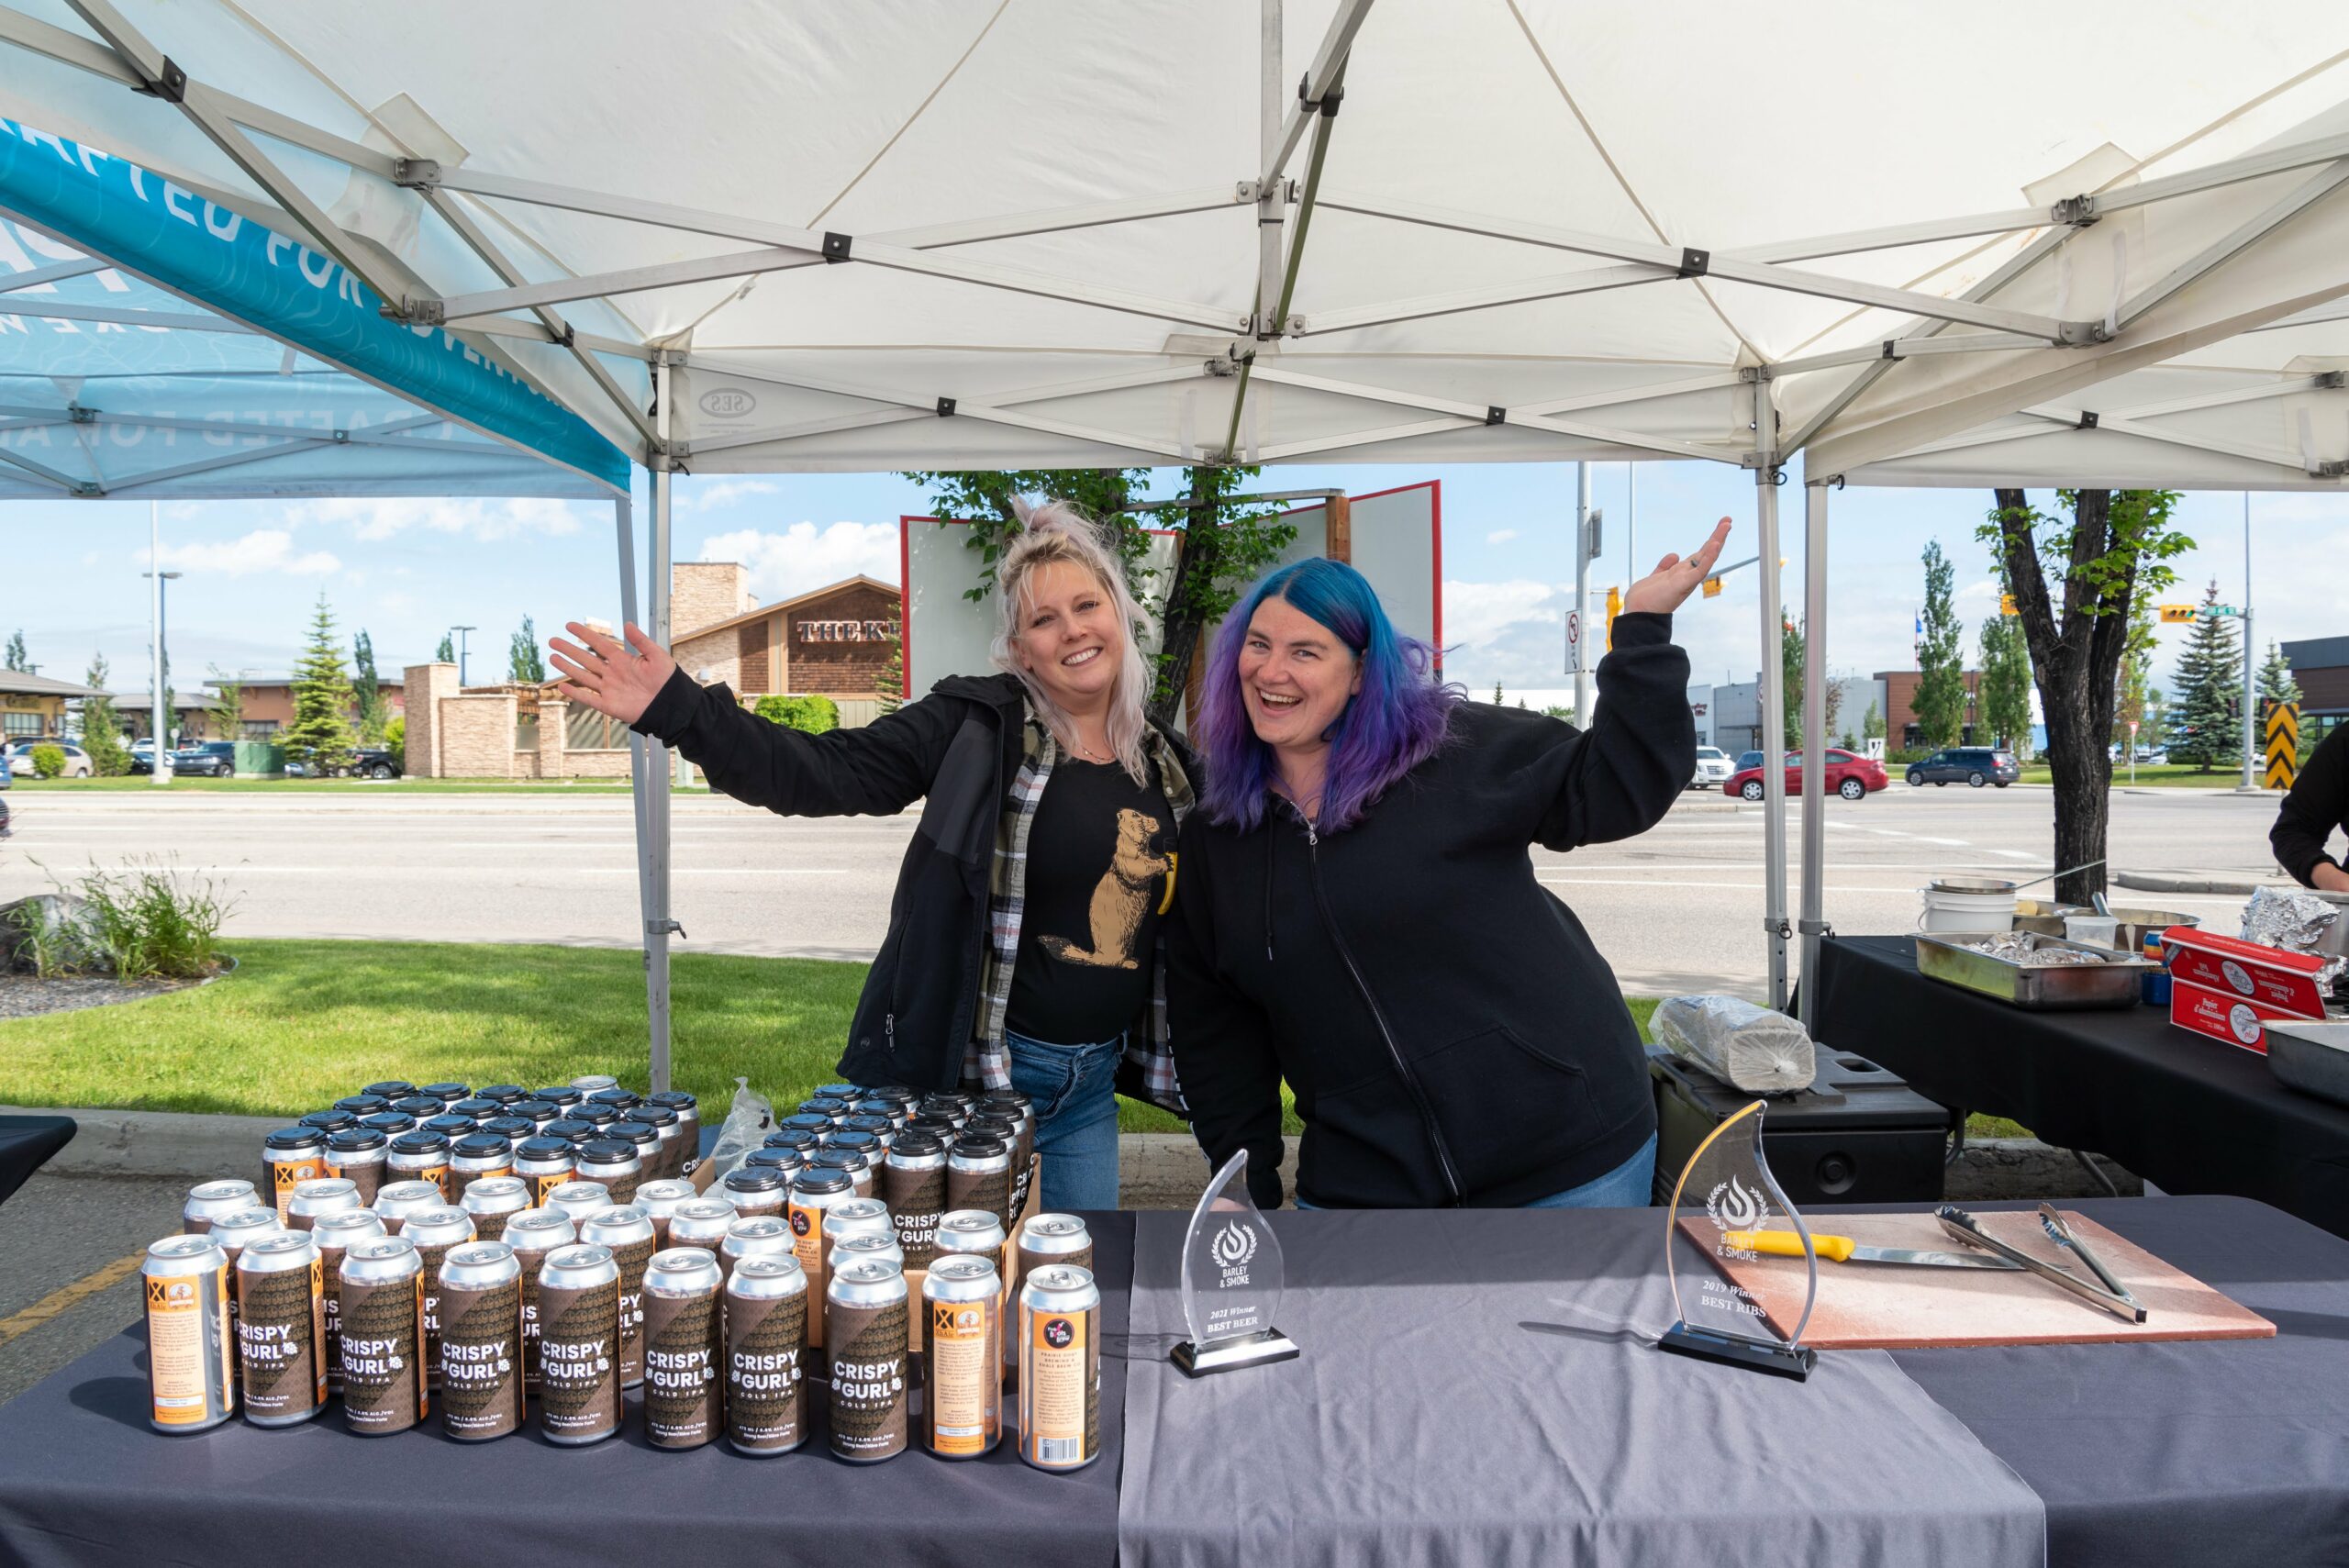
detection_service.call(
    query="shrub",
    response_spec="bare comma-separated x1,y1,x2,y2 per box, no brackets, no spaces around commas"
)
384,715,405,755
753,694,840,735
28,742,64,779
6,858,233,980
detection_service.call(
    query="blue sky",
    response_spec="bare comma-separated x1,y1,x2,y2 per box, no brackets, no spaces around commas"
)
10,461,2343,702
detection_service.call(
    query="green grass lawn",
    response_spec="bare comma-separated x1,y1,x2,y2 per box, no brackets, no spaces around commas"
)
6,776,692,795
2017,762,2260,790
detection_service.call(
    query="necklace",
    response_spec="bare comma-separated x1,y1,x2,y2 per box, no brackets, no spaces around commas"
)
1068,736,1113,763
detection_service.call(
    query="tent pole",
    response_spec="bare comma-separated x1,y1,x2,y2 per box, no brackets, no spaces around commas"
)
614,492,663,1093
1574,462,1592,722
1754,385,1789,1012
1798,482,1831,1031
645,358,678,1095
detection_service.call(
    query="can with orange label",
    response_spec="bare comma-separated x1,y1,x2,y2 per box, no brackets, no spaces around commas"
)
921,1254,1000,1458
262,1128,328,1218
142,1234,235,1432
1016,1264,1098,1471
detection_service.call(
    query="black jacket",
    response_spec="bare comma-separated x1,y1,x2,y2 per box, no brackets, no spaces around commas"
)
1166,611,1693,1209
2273,723,2349,887
633,667,1190,1102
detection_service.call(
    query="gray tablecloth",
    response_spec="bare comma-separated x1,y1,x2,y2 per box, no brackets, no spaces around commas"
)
1119,1208,2044,1568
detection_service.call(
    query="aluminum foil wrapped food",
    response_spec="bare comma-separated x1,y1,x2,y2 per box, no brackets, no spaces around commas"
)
2241,887,2349,986
1652,995,1815,1094
1963,932,2107,966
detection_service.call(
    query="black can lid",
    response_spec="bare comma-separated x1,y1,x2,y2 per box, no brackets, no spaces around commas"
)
888,1129,945,1159
763,1129,819,1153
978,1090,1033,1113
841,1114,894,1135
813,1083,860,1099
965,1113,1018,1137
790,1167,852,1195
360,1112,416,1136
573,1104,618,1127
477,1084,528,1105
533,1085,583,1107
390,1129,450,1155
328,1127,386,1153
334,1094,388,1116
391,1095,444,1118
907,1113,960,1135
632,1104,677,1129
809,1148,866,1173
481,1117,535,1140
507,1100,559,1123
451,1098,502,1120
951,1133,1008,1161
777,1114,833,1136
743,1148,798,1171
420,1082,471,1102
423,1114,476,1137
362,1081,416,1098
546,1118,598,1144
919,1090,974,1109
602,1119,657,1148
586,1087,640,1110
300,1109,356,1133
516,1136,574,1162
827,1129,881,1155
264,1126,326,1152
724,1165,786,1193
648,1090,697,1111
576,1138,638,1167
452,1131,512,1159
865,1084,917,1104
797,1097,850,1118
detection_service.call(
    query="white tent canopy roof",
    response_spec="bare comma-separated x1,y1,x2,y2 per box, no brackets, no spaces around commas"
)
4,0,2348,487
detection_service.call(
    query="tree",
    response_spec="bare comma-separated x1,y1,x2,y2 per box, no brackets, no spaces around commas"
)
351,629,388,745
206,666,246,740
2258,639,2302,707
1862,699,1885,746
1780,617,1804,750
1982,488,2191,906
1912,540,1967,748
509,617,546,684
2170,581,2243,772
79,652,130,775
435,631,455,663
1493,681,1505,706
874,633,904,716
1978,612,2033,752
284,593,357,771
2113,594,2157,751
4,630,25,671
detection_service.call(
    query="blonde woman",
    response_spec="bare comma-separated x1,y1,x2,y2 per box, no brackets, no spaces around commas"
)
550,503,1193,1209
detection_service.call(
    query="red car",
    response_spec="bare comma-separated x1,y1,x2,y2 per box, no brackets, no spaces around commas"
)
1723,749,1888,803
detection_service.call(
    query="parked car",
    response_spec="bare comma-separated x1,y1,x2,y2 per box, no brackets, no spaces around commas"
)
4,738,92,777
351,747,403,780
1724,748,1888,802
0,750,11,789
1736,750,1764,773
1689,745,1733,790
1905,746,2021,788
169,740,239,778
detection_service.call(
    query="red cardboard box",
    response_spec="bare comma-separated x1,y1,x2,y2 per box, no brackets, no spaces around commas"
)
2160,926,2329,1019
2169,977,2310,1055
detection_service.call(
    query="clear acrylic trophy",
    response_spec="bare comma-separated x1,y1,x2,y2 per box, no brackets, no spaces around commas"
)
1171,1151,1299,1376
1656,1100,1818,1380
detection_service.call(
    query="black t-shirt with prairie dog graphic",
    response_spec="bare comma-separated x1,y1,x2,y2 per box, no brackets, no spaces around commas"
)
1007,756,1173,1046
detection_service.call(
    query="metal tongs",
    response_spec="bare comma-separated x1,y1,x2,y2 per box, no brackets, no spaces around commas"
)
1935,1205,2146,1323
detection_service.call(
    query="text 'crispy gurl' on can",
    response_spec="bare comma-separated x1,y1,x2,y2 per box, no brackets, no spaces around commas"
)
339,1236,428,1436
437,1240,524,1441
825,1257,909,1463
235,1230,326,1428
1018,1265,1101,1472
922,1254,1001,1459
143,1234,234,1433
579,1205,654,1389
183,1179,257,1236
262,1127,328,1218
310,1208,384,1395
460,1174,531,1242
640,1248,723,1450
883,1129,946,1270
723,1255,807,1456
535,1243,622,1446
502,1207,574,1397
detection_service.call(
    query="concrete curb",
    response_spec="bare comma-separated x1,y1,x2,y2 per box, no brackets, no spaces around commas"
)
2114,869,2288,896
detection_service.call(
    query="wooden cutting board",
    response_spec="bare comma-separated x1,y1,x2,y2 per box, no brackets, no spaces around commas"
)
1684,1209,2275,1350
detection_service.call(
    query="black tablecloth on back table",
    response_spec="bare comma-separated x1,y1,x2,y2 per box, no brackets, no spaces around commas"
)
1811,933,2349,1237
0,1115,73,1207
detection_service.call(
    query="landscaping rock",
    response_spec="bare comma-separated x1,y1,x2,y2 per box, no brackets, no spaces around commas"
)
0,893,83,974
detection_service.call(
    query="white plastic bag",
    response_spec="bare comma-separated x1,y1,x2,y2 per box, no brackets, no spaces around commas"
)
700,1074,775,1187
1652,995,1816,1094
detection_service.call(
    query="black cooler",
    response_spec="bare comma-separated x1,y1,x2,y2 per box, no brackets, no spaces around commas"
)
1648,1047,1950,1207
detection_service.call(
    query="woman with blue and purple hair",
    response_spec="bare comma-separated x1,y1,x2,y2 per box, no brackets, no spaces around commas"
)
1167,518,1729,1210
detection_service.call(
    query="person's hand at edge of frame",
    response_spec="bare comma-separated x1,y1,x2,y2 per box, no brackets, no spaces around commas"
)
1621,517,1733,616
549,621,675,726
2314,861,2349,894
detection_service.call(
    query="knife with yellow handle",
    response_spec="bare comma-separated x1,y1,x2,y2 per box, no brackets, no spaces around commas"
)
1724,1229,2022,1270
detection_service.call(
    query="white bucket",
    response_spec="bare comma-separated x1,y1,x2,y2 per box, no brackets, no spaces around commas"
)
1920,884,2017,933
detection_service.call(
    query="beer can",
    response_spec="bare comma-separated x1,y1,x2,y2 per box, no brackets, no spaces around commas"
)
513,1135,576,1205
906,1112,962,1143
763,1127,821,1157
480,1116,537,1144
402,1207,476,1394
391,1095,446,1123
573,1105,620,1133
361,1080,416,1101
640,1248,723,1449
666,1197,739,1256
648,1090,701,1177
797,1096,852,1125
385,1129,451,1200
1018,1214,1095,1277
721,1164,788,1219
831,1232,904,1273
459,1173,532,1241
935,1207,1008,1273
235,1230,326,1427
718,1215,797,1281
787,1169,853,1351
837,1118,893,1153
812,1082,860,1103
601,1118,660,1167
339,1236,428,1436
945,1134,1012,1229
334,1094,389,1118
570,1073,620,1095
849,1097,907,1131
284,1177,362,1231
1016,1265,1101,1472
587,1086,641,1116
447,1131,514,1201
917,1091,974,1126
533,1085,584,1111
809,1147,873,1199
142,1234,234,1433
310,1209,384,1396
724,1255,808,1456
742,1148,802,1183
633,1105,684,1181
546,1179,617,1228
579,1205,655,1388
438,1241,525,1442
262,1127,328,1218
978,1096,1037,1218
299,1108,356,1137
882,1131,947,1271
507,1099,561,1126
502,1208,575,1398
183,1178,258,1235
477,1084,529,1106
825,1257,909,1463
821,1195,894,1251
450,1097,503,1123
922,1254,1002,1459
573,1137,641,1205
360,1111,416,1140
324,1128,388,1205
632,1178,697,1247
535,1242,622,1445
210,1207,283,1365
419,1081,472,1106
423,1114,477,1141
371,1178,445,1236
775,1112,835,1141
547,1116,599,1144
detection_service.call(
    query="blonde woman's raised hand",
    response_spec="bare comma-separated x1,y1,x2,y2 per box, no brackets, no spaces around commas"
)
1621,517,1733,616
549,621,675,725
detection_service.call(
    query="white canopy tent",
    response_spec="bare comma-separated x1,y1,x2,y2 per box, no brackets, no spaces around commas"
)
9,0,2349,1077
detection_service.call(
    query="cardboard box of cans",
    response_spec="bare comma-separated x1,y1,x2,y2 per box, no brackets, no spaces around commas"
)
142,1073,1101,1472
2162,926,2332,1055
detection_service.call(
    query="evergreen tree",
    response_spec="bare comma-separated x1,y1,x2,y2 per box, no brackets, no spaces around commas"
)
509,617,546,684
1493,681,1505,706
1781,617,1804,750
1912,540,1967,747
4,630,26,671
874,633,904,716
79,652,130,774
351,629,387,744
2169,581,2243,771
2258,639,2302,706
435,631,456,663
1978,612,2033,752
284,594,357,770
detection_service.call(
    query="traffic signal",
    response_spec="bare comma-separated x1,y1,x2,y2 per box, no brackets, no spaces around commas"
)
1701,576,1723,598
1605,584,1622,651
2158,605,2196,624
1999,594,2018,617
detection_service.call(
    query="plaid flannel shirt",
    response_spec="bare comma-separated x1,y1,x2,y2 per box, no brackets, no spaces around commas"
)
963,707,1194,1113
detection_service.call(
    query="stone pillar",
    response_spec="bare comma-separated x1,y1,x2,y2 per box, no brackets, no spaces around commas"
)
405,662,458,778
539,696,567,779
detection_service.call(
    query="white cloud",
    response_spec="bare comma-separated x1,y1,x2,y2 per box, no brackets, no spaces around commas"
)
680,479,781,511
703,521,900,600
283,496,584,541
1486,528,1519,544
145,528,340,577
1956,576,2000,601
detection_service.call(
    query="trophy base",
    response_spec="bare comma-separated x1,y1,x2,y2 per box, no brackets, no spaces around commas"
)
1657,1322,1815,1382
1172,1328,1300,1377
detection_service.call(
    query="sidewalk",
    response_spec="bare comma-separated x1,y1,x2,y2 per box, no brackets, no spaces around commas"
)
2115,869,2296,897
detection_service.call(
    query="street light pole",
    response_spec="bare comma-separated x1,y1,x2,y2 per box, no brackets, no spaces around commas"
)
1573,462,1593,723
451,626,477,688
142,501,181,785
2241,493,2257,789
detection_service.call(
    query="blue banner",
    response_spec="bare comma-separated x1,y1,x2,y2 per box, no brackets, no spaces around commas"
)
0,117,630,492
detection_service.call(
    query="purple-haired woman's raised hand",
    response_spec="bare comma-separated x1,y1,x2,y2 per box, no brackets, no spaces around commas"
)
1621,517,1732,616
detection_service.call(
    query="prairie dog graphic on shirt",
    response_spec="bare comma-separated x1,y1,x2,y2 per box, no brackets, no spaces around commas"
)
1039,807,1171,970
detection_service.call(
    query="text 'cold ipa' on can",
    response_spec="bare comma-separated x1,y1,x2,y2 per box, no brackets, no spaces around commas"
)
825,1257,909,1464
535,1243,621,1446
183,1179,257,1236
723,1255,807,1456
502,1208,574,1399
339,1236,428,1436
922,1254,1001,1459
235,1230,326,1428
460,1174,531,1242
579,1205,654,1389
1018,1265,1101,1472
309,1208,384,1396
640,1248,723,1450
262,1128,328,1218
437,1240,524,1442
143,1234,234,1433
402,1207,475,1394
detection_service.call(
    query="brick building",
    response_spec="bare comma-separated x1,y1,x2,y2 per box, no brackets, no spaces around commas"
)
1876,667,1986,749
668,566,899,712
220,673,405,740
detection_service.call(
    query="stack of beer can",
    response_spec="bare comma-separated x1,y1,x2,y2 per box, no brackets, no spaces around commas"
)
141,1073,1101,1472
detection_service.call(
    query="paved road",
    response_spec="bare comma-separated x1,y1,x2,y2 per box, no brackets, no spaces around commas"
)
0,780,2299,995
0,1173,186,1409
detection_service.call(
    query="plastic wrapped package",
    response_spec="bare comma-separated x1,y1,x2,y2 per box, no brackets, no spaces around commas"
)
698,1075,775,1188
1652,995,1818,1094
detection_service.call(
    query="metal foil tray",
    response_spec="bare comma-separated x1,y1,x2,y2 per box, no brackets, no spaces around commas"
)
1914,929,2157,1010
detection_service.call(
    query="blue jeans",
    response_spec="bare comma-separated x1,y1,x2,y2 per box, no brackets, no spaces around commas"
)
1005,1028,1125,1211
1298,1132,1659,1210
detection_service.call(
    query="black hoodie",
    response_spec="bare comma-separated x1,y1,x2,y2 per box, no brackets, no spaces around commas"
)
1166,611,1693,1209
